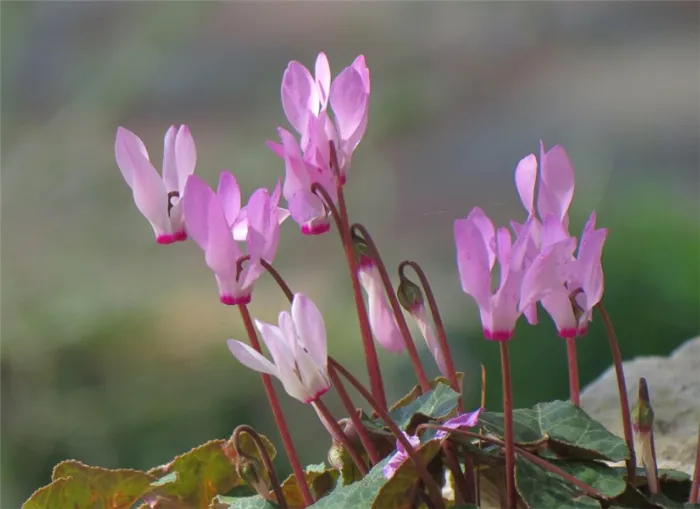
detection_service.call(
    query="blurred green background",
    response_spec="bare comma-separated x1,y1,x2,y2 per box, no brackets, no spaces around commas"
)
2,2,698,506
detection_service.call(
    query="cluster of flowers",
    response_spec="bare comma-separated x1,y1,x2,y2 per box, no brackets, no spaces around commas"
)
114,52,607,483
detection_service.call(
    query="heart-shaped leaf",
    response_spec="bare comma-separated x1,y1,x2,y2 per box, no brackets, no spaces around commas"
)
479,400,629,462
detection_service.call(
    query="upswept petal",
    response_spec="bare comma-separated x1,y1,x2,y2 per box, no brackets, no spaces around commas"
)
128,145,169,237
256,319,299,390
315,52,331,107
162,125,179,192
217,171,242,228
540,214,572,250
514,153,538,217
245,187,275,260
183,174,213,249
537,142,575,224
351,55,370,93
226,339,277,376
175,125,197,192
329,66,368,146
495,227,512,286
115,127,150,188
291,293,328,370
454,208,494,311
203,183,241,278
576,212,607,308
359,265,406,352
519,237,572,310
540,290,578,338
281,61,319,135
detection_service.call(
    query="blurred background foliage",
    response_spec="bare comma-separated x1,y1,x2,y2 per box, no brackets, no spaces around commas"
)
1,2,698,506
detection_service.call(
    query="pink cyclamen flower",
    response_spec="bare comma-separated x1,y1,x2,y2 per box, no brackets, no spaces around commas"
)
182,172,289,305
530,212,608,338
227,293,330,404
267,127,336,235
268,53,370,235
454,208,569,341
280,52,370,181
357,259,406,353
435,407,484,440
115,125,196,244
383,432,420,480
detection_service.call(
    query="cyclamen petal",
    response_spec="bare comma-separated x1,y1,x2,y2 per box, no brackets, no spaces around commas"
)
383,433,420,480
537,142,575,226
435,408,484,440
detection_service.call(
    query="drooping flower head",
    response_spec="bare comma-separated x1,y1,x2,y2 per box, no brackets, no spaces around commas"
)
182,172,289,305
269,52,370,235
227,293,330,404
454,208,570,340
114,125,196,244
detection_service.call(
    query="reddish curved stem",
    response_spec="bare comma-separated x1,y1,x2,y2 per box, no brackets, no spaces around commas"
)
239,305,314,506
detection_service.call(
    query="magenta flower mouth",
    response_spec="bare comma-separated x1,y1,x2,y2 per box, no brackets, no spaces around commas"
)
484,329,514,342
220,294,252,306
156,231,187,244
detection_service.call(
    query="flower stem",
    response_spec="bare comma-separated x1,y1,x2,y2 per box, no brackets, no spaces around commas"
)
313,182,388,412
328,357,445,508
232,425,287,508
238,304,315,507
500,341,516,509
690,423,700,504
399,260,461,407
261,259,294,303
327,364,382,465
352,224,430,393
477,363,487,507
313,399,369,475
566,337,581,406
596,302,636,483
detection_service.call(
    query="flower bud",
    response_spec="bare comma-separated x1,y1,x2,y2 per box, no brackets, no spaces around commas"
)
397,276,424,313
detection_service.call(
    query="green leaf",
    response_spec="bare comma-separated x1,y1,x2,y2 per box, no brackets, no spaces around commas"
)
479,400,629,462
309,458,390,508
390,373,464,412
22,461,156,509
545,460,627,498
372,439,443,509
210,494,280,509
374,382,460,433
648,493,700,509
147,439,241,507
22,478,88,509
280,463,340,508
515,456,601,508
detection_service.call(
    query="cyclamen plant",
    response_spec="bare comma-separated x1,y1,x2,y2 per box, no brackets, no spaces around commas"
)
25,52,700,509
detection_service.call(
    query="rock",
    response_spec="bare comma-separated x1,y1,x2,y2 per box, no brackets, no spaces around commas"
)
581,336,700,475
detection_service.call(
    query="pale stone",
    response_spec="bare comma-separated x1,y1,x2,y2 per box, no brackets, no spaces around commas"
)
581,336,700,475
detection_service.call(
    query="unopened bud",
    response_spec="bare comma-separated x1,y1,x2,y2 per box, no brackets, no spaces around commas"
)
351,230,373,266
327,440,344,471
236,456,269,496
397,277,424,312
